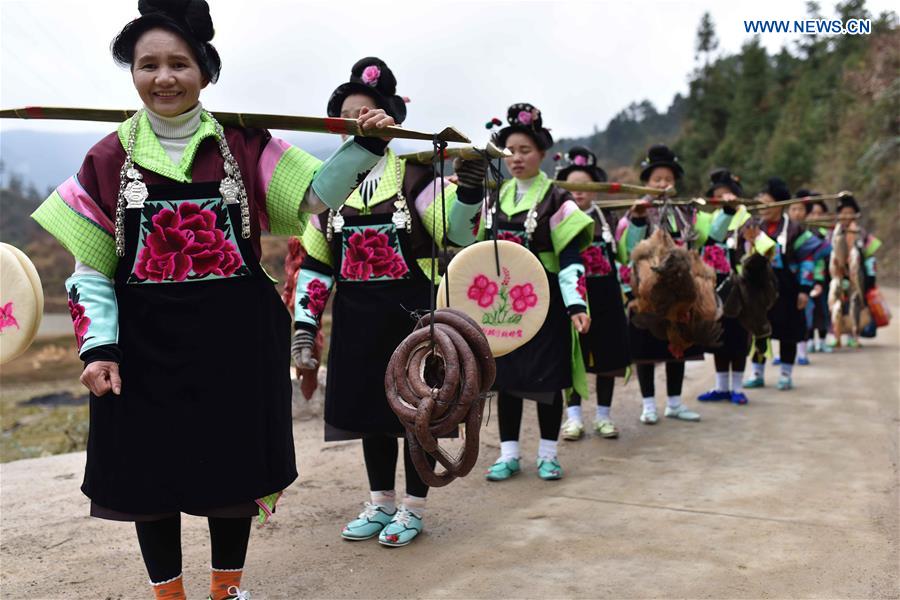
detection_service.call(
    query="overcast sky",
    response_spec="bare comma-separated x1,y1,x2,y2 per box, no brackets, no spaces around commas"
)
1,0,895,147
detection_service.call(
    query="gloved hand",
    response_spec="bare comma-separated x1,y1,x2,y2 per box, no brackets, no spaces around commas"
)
291,329,319,369
452,156,487,189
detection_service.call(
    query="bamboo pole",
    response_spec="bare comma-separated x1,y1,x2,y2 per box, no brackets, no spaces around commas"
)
398,141,510,164
0,106,471,143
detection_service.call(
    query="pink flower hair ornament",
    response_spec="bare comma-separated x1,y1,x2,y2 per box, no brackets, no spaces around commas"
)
361,65,381,86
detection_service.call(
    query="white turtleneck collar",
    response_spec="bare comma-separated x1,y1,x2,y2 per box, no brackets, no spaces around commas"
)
144,103,204,165
514,173,541,204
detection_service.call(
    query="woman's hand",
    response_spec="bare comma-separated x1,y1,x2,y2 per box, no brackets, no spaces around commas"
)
797,292,809,310
357,106,396,139
571,313,591,334
630,198,651,219
80,361,122,396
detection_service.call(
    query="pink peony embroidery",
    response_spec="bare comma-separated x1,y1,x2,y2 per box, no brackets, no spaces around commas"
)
576,274,587,300
581,245,612,277
341,228,408,281
0,302,20,333
497,231,524,245
702,244,731,274
305,279,329,317
509,283,538,314
618,264,632,286
68,298,91,349
134,203,244,282
573,155,587,166
468,274,499,308
517,110,533,125
361,65,381,86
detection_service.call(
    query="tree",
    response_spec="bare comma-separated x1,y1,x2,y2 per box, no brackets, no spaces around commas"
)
695,11,719,67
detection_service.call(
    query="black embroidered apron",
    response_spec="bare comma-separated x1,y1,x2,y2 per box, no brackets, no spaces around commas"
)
83,181,297,516
323,212,432,439
580,233,631,375
490,222,572,398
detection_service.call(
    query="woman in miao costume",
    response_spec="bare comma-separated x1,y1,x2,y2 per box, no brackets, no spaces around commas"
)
30,2,397,598
479,103,593,482
291,57,487,547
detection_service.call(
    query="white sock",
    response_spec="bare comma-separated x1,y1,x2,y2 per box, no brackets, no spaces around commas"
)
370,490,396,512
596,405,611,420
642,397,657,412
566,405,583,422
715,372,730,391
781,363,794,377
403,494,426,517
667,395,682,409
797,343,808,360
500,440,520,461
752,362,765,378
537,438,558,460
732,372,744,393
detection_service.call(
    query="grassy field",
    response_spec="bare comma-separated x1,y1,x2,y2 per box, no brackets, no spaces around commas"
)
1,336,88,462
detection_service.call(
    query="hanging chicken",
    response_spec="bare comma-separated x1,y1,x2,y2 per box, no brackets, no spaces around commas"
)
629,228,723,358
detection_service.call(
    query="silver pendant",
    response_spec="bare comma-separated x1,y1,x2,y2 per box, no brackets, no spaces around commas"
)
124,180,148,208
602,228,614,244
220,177,240,204
392,199,410,230
485,206,494,230
332,211,344,233
726,236,737,250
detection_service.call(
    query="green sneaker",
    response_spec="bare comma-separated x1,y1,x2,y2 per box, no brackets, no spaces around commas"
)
341,503,395,540
485,458,521,481
378,507,423,547
776,375,793,390
561,418,585,441
743,375,765,388
536,457,563,480
594,419,619,438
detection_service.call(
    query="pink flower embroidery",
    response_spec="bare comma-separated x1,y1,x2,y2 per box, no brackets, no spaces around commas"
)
361,65,381,86
509,283,538,314
702,244,731,274
467,275,499,308
134,203,244,282
497,231,524,245
341,228,408,281
581,245,612,277
517,110,533,125
576,274,587,300
0,302,20,333
618,264,632,286
305,279,329,317
68,298,91,349
573,155,587,166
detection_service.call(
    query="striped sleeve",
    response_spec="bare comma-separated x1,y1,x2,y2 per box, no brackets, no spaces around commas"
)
32,175,118,279
257,137,322,236
549,199,594,255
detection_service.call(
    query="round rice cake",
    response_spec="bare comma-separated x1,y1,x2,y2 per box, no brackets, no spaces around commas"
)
1,243,44,365
437,240,549,356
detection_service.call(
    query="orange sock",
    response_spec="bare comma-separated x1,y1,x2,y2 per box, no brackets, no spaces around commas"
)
151,574,186,600
210,568,243,600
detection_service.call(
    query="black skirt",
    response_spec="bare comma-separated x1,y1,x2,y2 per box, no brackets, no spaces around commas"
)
769,268,807,343
580,275,630,375
493,273,572,397
324,277,433,439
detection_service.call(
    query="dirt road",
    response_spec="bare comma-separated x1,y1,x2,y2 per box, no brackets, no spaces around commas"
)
2,298,898,599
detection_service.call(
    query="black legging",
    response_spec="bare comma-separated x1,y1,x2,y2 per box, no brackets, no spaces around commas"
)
636,362,685,398
362,435,436,498
497,391,563,442
751,338,797,365
567,375,614,408
713,353,746,373
135,515,251,583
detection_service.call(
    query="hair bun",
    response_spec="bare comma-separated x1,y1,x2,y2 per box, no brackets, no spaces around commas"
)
138,0,214,41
